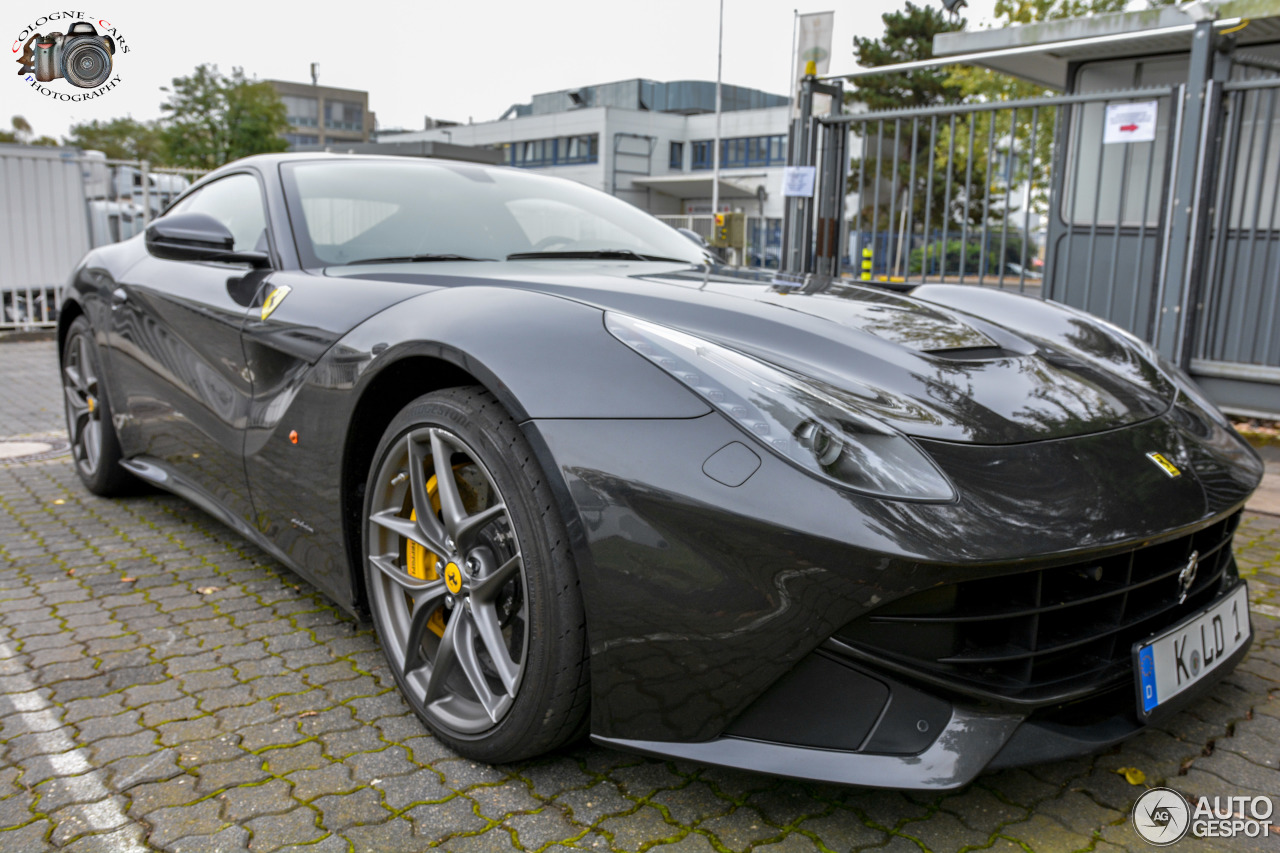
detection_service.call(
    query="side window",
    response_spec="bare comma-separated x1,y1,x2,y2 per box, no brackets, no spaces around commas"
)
178,174,268,253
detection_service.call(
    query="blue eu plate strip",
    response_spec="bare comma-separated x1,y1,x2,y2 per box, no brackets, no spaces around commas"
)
1139,645,1159,713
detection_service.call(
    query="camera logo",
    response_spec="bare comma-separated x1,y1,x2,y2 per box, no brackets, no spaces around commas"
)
1132,787,1191,846
13,12,128,101
24,23,114,88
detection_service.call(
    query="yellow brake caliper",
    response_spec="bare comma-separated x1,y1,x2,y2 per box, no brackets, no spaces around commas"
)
404,466,478,639
406,475,448,638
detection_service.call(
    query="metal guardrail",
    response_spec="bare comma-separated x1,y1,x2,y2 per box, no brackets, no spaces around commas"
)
0,150,207,332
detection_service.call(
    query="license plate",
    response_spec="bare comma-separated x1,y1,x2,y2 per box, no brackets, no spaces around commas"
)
1134,583,1250,718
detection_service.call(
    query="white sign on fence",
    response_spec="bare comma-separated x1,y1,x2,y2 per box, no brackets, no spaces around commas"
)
782,166,817,197
1103,101,1159,144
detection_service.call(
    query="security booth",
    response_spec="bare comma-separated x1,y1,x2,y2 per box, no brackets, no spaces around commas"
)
783,0,1280,418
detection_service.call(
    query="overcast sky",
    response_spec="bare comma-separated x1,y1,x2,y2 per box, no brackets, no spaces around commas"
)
6,0,1005,142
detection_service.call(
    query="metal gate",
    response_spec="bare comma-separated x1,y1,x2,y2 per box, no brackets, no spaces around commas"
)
785,43,1280,417
827,85,1180,331
1192,75,1280,414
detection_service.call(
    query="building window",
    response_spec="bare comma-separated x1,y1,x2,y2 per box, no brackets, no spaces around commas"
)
691,140,713,170
283,133,319,149
325,100,364,132
669,141,684,170
691,135,787,170
281,95,319,128
502,134,599,168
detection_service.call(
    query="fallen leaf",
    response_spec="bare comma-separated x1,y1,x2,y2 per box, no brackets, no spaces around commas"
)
1115,766,1146,785
298,711,317,718
120,576,136,583
66,569,75,576
52,499,65,505
196,586,221,595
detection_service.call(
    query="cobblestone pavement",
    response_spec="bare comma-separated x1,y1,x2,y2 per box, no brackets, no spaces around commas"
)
1,339,1277,852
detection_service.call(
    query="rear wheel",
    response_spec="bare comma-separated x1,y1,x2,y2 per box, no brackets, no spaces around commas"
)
61,316,132,496
363,387,589,762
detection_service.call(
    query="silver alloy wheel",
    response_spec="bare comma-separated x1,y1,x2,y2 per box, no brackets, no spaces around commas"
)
366,426,529,734
63,329,103,478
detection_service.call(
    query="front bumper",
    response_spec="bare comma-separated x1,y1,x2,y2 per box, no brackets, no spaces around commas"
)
524,408,1260,789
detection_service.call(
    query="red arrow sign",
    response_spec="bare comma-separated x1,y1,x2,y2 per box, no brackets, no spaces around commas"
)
1119,124,1139,132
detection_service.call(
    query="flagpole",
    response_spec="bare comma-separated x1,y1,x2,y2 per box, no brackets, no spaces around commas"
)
788,9,798,108
711,0,724,222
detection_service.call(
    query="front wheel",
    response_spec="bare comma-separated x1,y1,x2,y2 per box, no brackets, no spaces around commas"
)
363,387,589,762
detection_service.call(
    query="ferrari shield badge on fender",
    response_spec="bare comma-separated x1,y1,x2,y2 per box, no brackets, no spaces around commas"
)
260,285,292,321
1146,452,1182,478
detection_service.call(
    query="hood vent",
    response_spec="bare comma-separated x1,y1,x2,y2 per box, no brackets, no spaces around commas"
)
924,345,1022,362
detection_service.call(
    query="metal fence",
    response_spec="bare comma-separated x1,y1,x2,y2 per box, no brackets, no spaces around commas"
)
842,86,1179,320
0,148,206,332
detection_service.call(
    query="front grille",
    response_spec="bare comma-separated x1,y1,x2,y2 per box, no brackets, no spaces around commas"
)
833,512,1242,705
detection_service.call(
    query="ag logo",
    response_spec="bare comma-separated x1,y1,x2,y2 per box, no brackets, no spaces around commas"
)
260,285,291,320
1132,787,1190,846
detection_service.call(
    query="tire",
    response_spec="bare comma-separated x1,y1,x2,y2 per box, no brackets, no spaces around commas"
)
362,386,589,762
61,316,133,496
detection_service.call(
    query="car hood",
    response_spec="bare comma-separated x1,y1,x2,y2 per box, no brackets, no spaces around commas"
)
329,261,1176,444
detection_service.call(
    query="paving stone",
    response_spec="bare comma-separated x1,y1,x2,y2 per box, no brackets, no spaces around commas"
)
372,767,450,810
217,778,296,822
194,755,270,794
796,807,888,851
405,795,488,843
557,780,636,824
0,819,54,851
345,817,420,853
62,822,148,853
698,807,779,852
505,807,586,848
999,813,1097,853
245,805,324,851
286,763,360,803
599,804,681,850
144,798,227,847
751,832,823,853
313,786,393,831
169,825,251,853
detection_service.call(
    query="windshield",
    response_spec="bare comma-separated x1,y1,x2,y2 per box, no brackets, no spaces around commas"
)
281,159,708,268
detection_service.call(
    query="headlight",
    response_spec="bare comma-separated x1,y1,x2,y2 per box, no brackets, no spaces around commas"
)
605,313,956,502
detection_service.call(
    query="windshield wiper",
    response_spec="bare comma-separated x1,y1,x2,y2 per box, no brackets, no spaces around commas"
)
346,253,492,265
506,249,691,263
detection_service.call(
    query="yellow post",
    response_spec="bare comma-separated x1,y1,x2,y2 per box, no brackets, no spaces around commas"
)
860,246,873,281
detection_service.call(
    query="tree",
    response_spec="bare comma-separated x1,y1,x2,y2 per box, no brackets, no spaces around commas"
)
159,64,288,168
849,2,966,112
0,115,56,146
847,4,974,236
65,117,167,162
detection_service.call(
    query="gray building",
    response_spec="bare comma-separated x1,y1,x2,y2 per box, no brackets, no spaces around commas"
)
267,79,375,149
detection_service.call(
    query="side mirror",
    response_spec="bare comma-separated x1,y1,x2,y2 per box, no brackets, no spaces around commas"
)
145,212,270,268
676,227,709,248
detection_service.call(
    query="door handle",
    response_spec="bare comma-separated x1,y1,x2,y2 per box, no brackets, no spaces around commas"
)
110,287,128,306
